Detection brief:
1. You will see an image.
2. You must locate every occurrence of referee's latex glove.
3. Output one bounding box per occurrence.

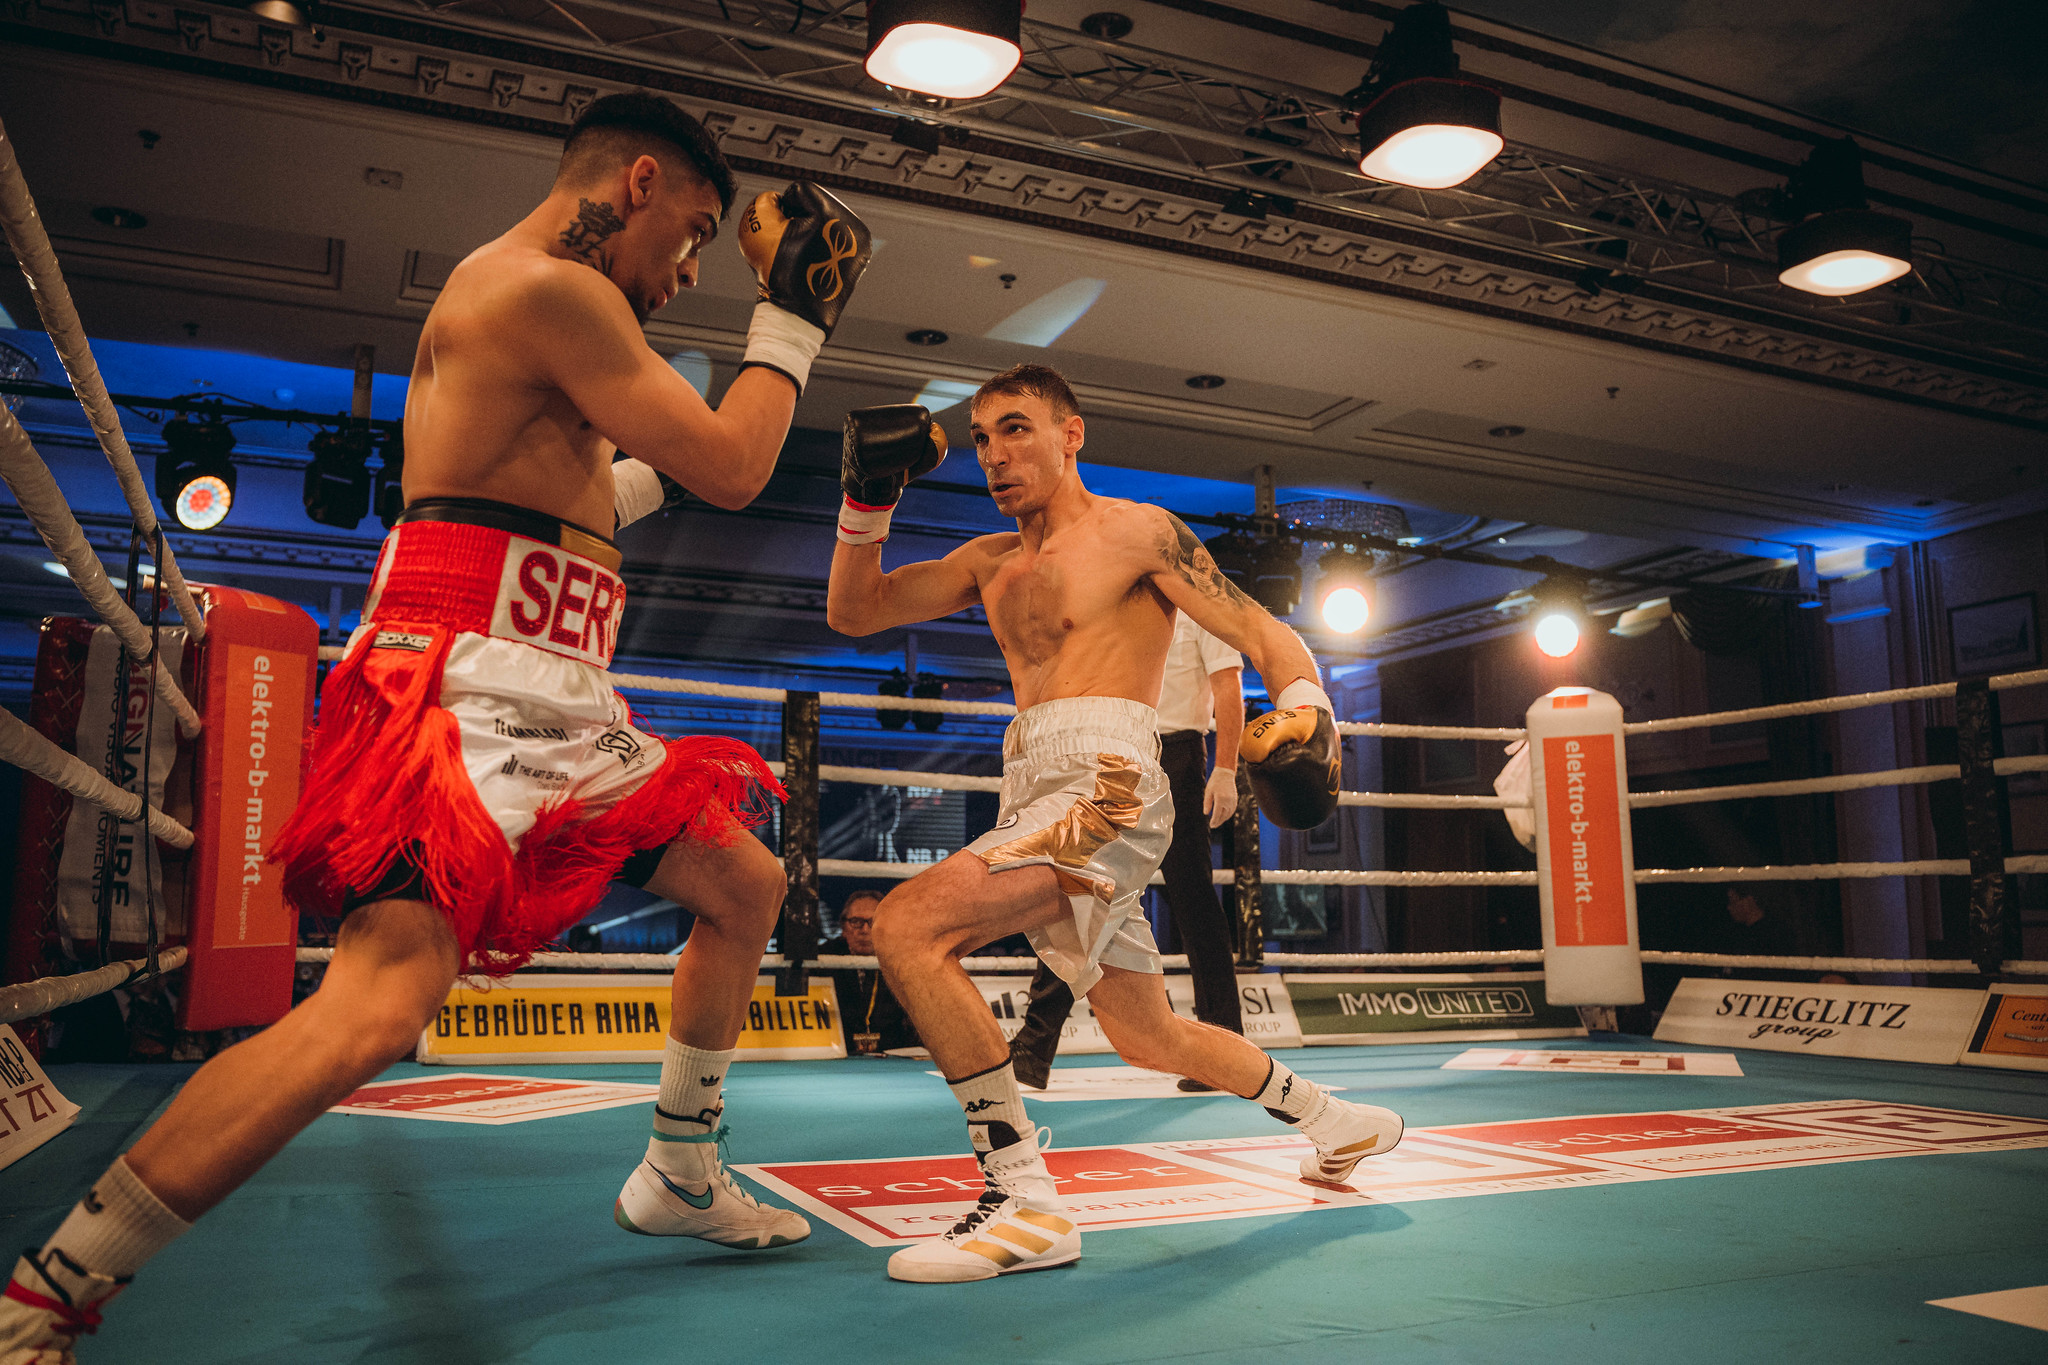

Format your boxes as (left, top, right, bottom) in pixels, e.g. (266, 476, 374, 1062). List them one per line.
(1203, 764, 1239, 829)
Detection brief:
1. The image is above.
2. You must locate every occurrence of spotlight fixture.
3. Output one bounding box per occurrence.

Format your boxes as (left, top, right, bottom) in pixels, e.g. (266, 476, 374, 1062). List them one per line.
(1529, 579, 1585, 659)
(246, 0, 314, 26)
(1347, 1, 1502, 189)
(906, 328, 949, 346)
(1609, 598, 1672, 639)
(1316, 547, 1375, 635)
(153, 406, 238, 531)
(1775, 138, 1912, 297)
(1185, 374, 1225, 390)
(304, 426, 374, 530)
(865, 0, 1022, 101)
(1250, 538, 1302, 618)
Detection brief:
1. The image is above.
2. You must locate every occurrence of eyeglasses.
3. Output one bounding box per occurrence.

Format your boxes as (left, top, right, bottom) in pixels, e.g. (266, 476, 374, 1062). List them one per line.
(842, 917, 876, 929)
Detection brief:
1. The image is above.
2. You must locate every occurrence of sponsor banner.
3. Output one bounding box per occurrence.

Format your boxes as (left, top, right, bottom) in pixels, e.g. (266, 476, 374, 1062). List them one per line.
(1443, 1048, 1743, 1076)
(1654, 978, 1983, 1064)
(0, 1025, 81, 1172)
(1540, 732, 1631, 947)
(56, 628, 187, 942)
(1960, 981, 2048, 1073)
(975, 972, 1304, 1056)
(417, 973, 844, 1064)
(937, 1063, 1345, 1103)
(977, 975, 1113, 1054)
(1285, 972, 1585, 1044)
(737, 1098, 2048, 1246)
(209, 644, 307, 950)
(330, 1073, 656, 1124)
(1178, 975, 1302, 1050)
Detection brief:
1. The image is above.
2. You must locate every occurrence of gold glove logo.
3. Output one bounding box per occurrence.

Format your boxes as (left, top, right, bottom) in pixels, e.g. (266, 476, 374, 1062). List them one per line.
(806, 218, 860, 302)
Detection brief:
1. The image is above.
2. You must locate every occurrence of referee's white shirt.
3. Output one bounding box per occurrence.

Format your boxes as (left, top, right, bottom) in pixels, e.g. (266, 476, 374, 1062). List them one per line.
(1156, 612, 1242, 735)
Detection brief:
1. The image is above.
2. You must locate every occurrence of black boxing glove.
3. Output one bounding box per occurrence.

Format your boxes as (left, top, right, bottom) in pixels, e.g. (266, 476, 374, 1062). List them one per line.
(1241, 678, 1340, 830)
(736, 182, 873, 394)
(839, 404, 946, 545)
(611, 456, 688, 532)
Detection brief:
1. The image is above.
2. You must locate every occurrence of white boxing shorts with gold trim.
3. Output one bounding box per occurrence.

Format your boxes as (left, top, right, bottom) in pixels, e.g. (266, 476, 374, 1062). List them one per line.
(964, 696, 1172, 996)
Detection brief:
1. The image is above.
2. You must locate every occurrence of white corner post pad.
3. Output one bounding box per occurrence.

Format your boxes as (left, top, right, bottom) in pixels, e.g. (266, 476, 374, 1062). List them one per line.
(1275, 678, 1334, 715)
(837, 497, 894, 545)
(611, 458, 665, 530)
(741, 302, 826, 395)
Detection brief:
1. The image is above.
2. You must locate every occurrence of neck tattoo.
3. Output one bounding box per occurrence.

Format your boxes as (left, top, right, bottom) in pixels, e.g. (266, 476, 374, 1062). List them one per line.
(561, 197, 625, 269)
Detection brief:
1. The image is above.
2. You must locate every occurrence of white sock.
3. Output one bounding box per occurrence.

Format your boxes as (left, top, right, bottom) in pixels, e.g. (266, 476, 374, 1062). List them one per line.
(647, 1039, 735, 1180)
(947, 1060, 1035, 1157)
(37, 1157, 190, 1279)
(1249, 1057, 1333, 1133)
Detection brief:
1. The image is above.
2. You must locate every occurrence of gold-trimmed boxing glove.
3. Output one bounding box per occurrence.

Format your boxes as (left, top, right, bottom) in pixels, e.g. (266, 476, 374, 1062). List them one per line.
(1242, 678, 1340, 830)
(736, 182, 873, 394)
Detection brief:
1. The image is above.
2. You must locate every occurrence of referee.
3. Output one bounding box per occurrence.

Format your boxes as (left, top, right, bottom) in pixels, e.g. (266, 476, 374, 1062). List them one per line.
(1007, 610, 1246, 1090)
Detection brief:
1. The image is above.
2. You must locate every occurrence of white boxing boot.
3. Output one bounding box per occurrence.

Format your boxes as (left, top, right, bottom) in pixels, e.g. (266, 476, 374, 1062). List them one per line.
(0, 1249, 126, 1365)
(1296, 1096, 1405, 1188)
(614, 1115, 810, 1250)
(887, 1132, 1080, 1283)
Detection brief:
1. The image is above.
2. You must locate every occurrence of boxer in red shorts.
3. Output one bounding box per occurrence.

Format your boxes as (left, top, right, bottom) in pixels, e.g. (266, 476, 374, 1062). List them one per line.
(2, 91, 870, 1362)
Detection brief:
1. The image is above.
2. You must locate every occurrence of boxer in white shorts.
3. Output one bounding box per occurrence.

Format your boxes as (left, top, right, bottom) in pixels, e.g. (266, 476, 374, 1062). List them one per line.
(826, 365, 1406, 1285)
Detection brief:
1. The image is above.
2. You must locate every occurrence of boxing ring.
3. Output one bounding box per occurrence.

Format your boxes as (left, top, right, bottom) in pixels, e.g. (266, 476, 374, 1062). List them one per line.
(2, 116, 2046, 1363)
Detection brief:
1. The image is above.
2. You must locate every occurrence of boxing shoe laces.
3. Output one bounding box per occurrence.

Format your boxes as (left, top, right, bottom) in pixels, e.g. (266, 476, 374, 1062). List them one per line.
(0, 1248, 127, 1365)
(614, 1115, 810, 1250)
(1294, 1094, 1405, 1189)
(887, 1130, 1079, 1284)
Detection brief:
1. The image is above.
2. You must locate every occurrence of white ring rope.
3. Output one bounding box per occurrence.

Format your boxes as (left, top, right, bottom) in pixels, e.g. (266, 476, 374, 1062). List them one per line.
(1622, 667, 2048, 735)
(291, 946, 2042, 976)
(0, 707, 195, 848)
(0, 114, 205, 638)
(0, 948, 188, 1026)
(1340, 790, 1513, 809)
(0, 407, 202, 736)
(1638, 951, 1977, 974)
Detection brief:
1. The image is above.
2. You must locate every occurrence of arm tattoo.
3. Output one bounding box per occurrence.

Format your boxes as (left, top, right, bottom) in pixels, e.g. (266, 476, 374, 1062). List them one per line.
(560, 198, 626, 269)
(1159, 514, 1255, 610)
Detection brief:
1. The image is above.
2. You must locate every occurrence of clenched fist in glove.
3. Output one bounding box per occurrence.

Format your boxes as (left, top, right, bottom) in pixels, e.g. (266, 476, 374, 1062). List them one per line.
(1241, 679, 1340, 830)
(838, 404, 947, 545)
(736, 182, 872, 394)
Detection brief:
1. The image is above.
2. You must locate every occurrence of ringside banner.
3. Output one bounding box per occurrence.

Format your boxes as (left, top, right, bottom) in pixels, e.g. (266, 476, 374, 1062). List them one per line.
(1960, 981, 2048, 1073)
(417, 973, 844, 1064)
(1285, 972, 1584, 1045)
(1654, 978, 1983, 1064)
(0, 1025, 80, 1172)
(977, 973, 1302, 1054)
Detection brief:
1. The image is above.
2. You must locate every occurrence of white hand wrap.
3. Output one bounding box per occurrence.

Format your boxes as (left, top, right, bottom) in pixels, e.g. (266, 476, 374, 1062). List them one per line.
(1276, 678, 1334, 715)
(837, 496, 895, 545)
(612, 458, 665, 530)
(741, 302, 826, 394)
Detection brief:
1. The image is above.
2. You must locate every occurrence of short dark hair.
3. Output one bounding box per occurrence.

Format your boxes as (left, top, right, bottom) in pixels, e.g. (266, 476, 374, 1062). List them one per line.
(973, 362, 1081, 422)
(558, 92, 737, 216)
(842, 890, 883, 915)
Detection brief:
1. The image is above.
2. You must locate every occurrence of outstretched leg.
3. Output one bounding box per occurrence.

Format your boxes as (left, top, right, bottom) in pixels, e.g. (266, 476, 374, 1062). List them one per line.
(872, 853, 1083, 1284)
(612, 829, 809, 1249)
(2, 898, 458, 1360)
(1086, 966, 1403, 1186)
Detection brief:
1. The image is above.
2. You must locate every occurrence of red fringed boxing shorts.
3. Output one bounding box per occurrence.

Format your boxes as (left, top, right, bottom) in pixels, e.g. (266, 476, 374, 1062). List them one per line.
(272, 498, 784, 970)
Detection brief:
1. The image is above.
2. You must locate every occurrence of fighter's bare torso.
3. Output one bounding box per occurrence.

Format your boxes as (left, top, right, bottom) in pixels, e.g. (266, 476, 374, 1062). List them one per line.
(402, 242, 618, 535)
(959, 495, 1180, 711)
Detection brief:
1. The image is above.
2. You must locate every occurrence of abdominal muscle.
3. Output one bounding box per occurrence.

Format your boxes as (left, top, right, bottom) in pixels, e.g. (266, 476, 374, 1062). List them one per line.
(990, 588, 1174, 714)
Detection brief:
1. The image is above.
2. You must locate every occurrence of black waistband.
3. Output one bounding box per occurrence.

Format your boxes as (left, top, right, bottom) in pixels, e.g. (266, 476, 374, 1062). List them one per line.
(396, 497, 614, 552)
(1160, 728, 1209, 744)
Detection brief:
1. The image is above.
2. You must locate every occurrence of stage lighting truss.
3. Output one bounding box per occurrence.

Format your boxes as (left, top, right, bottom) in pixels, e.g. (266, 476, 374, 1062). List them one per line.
(315, 0, 2045, 369)
(153, 405, 239, 532)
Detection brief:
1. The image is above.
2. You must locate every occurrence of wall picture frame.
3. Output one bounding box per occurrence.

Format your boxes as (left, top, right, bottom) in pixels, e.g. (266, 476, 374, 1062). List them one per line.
(1950, 593, 2038, 677)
